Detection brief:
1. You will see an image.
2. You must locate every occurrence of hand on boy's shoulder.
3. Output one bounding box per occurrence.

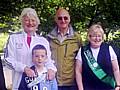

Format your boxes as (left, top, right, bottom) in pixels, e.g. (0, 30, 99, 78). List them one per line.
(46, 69, 56, 80)
(24, 66, 35, 77)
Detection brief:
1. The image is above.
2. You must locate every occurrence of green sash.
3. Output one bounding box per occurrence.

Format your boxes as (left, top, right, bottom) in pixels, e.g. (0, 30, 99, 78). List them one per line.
(84, 49, 116, 88)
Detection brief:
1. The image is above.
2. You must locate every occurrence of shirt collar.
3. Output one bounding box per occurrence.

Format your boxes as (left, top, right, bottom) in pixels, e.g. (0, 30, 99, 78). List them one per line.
(57, 28, 70, 36)
(23, 31, 36, 36)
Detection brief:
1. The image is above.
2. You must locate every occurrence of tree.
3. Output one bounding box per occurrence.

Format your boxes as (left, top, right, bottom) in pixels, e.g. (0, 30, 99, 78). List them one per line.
(0, 0, 120, 40)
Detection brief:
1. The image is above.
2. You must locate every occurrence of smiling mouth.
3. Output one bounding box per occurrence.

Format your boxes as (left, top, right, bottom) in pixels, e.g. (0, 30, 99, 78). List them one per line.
(38, 62, 42, 64)
(27, 26, 35, 28)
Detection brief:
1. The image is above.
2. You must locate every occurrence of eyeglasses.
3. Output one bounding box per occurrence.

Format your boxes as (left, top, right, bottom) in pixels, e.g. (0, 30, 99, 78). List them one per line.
(90, 35, 102, 38)
(58, 16, 68, 20)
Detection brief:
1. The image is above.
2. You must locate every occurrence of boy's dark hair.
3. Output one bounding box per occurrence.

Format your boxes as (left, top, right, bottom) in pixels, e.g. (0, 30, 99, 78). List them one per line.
(32, 44, 47, 55)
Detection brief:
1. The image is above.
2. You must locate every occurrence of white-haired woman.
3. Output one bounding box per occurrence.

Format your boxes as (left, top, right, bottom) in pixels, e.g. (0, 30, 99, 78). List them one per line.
(75, 23, 120, 90)
(4, 8, 57, 90)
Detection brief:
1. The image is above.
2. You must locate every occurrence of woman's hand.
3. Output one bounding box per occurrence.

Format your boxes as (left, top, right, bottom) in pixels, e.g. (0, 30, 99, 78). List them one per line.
(115, 86, 120, 90)
(46, 69, 56, 80)
(24, 66, 35, 77)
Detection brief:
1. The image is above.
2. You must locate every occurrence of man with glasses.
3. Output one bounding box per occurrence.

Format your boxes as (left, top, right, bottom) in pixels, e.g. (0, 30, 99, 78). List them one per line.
(47, 8, 82, 90)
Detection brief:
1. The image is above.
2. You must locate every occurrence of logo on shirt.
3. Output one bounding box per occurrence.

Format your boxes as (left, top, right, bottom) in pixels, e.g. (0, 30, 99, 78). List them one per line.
(16, 43, 23, 49)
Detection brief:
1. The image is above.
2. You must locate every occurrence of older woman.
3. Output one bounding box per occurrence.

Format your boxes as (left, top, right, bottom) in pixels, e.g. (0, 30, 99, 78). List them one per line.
(4, 8, 57, 90)
(75, 23, 120, 90)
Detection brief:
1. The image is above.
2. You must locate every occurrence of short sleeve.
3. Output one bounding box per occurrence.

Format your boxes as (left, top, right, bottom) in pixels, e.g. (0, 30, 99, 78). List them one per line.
(75, 47, 82, 63)
(109, 46, 117, 61)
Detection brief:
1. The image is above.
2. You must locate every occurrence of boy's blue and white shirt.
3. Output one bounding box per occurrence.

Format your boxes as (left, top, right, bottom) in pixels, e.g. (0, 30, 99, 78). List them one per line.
(18, 66, 58, 90)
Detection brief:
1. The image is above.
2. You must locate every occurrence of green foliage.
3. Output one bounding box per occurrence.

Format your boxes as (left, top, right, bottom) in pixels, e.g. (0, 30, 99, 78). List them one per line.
(1, 0, 120, 50)
(0, 33, 8, 53)
(108, 30, 120, 48)
(0, 0, 97, 34)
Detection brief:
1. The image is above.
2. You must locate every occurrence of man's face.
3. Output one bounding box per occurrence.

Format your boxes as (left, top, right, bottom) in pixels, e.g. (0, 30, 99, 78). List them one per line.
(55, 10, 70, 30)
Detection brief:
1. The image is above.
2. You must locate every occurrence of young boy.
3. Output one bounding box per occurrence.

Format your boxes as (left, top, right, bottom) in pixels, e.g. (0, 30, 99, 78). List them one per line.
(18, 44, 58, 90)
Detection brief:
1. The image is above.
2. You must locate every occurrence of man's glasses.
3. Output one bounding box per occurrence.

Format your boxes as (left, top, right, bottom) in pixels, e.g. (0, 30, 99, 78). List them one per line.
(58, 16, 68, 20)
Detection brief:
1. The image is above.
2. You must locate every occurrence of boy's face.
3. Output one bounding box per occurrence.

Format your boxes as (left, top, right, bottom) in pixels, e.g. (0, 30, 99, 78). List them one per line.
(32, 49, 47, 67)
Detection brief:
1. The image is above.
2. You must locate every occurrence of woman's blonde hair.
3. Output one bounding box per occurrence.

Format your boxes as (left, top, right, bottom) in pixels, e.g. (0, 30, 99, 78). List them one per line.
(87, 23, 104, 37)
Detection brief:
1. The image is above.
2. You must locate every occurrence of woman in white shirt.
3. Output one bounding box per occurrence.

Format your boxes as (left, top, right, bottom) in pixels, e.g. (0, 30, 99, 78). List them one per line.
(4, 8, 57, 90)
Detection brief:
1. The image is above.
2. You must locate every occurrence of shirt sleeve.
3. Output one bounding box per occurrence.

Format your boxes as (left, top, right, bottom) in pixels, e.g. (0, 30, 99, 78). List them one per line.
(109, 46, 117, 61)
(4, 35, 26, 72)
(75, 47, 82, 63)
(45, 59, 57, 72)
(41, 37, 57, 72)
